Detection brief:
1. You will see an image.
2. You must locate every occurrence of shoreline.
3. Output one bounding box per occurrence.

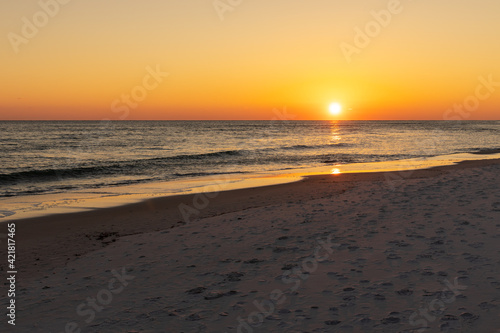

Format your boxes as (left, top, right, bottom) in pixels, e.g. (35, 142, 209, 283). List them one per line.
(6, 157, 500, 281)
(2, 151, 500, 222)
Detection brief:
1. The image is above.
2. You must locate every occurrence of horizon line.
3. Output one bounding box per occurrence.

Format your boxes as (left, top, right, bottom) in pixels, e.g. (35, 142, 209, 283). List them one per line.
(0, 119, 499, 122)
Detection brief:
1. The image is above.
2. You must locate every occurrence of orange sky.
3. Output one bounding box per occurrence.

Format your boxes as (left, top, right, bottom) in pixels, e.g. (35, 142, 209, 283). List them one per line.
(1, 0, 499, 120)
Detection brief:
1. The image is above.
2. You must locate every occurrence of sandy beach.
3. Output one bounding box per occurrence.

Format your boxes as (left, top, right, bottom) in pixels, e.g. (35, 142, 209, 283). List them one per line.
(2, 158, 500, 332)
(3, 0, 500, 331)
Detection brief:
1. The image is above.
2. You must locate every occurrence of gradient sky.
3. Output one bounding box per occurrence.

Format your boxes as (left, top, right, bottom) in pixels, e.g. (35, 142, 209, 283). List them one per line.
(1, 0, 499, 120)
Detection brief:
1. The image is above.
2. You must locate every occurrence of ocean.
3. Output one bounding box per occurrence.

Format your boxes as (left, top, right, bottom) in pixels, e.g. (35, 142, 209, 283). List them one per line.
(1, 120, 499, 200)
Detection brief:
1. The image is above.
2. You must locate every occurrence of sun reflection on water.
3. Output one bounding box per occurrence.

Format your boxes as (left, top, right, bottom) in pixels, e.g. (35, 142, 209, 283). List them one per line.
(329, 121, 341, 143)
(331, 168, 341, 175)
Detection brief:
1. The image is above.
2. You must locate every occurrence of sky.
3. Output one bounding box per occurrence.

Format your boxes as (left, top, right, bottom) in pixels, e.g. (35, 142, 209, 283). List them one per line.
(1, 0, 499, 120)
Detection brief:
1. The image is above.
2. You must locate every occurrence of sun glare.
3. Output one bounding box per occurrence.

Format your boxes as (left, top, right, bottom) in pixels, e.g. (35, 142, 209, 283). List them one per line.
(329, 103, 342, 116)
(331, 168, 341, 175)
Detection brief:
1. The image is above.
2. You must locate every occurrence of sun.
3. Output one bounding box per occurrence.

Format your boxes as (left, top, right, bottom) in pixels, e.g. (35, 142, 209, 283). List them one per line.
(329, 102, 342, 116)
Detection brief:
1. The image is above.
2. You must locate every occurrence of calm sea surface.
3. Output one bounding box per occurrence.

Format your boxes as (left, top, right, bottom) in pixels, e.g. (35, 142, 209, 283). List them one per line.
(1, 121, 499, 198)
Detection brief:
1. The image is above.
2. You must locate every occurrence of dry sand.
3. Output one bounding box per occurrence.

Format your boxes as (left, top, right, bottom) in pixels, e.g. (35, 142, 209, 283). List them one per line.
(2, 159, 500, 332)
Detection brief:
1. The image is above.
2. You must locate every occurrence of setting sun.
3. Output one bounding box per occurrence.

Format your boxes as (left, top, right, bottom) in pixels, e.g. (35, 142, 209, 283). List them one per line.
(329, 103, 342, 116)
